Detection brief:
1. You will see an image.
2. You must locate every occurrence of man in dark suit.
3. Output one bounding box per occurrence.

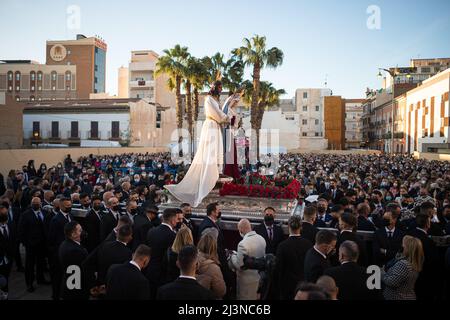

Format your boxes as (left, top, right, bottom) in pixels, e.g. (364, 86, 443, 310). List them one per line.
(97, 224, 133, 286)
(324, 240, 379, 300)
(274, 215, 313, 300)
(106, 244, 151, 300)
(146, 208, 177, 299)
(0, 205, 15, 293)
(325, 179, 344, 205)
(83, 196, 103, 253)
(304, 230, 336, 283)
(408, 213, 440, 300)
(254, 207, 284, 254)
(314, 198, 332, 228)
(48, 197, 73, 300)
(59, 221, 89, 300)
(180, 203, 197, 242)
(301, 205, 319, 244)
(104, 215, 133, 244)
(335, 212, 368, 267)
(373, 209, 405, 266)
(157, 245, 215, 300)
(133, 205, 159, 249)
(0, 197, 23, 272)
(357, 203, 376, 232)
(18, 197, 49, 292)
(100, 197, 123, 241)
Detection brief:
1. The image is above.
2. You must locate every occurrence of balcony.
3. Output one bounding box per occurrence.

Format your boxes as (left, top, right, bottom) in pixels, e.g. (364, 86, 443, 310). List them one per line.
(87, 130, 101, 140)
(47, 130, 62, 141)
(129, 62, 156, 72)
(107, 131, 121, 141)
(67, 130, 81, 140)
(129, 80, 155, 89)
(30, 130, 43, 143)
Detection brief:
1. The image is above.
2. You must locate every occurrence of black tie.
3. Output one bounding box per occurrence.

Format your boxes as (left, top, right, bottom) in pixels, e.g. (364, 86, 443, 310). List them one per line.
(0, 225, 8, 239)
(268, 227, 273, 241)
(387, 231, 393, 238)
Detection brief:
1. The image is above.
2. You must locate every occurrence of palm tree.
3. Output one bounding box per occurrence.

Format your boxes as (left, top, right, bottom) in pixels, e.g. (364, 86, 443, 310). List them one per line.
(155, 45, 189, 151)
(182, 56, 200, 153)
(222, 56, 244, 95)
(233, 35, 284, 157)
(242, 81, 286, 156)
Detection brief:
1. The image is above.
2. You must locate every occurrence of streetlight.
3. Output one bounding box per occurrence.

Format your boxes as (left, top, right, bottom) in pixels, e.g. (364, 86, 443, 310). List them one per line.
(378, 68, 398, 155)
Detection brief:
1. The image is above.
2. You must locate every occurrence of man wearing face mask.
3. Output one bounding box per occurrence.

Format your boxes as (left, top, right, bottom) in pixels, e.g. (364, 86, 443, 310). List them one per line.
(180, 203, 197, 239)
(255, 207, 284, 254)
(48, 197, 74, 300)
(372, 208, 405, 267)
(100, 197, 123, 241)
(304, 230, 337, 283)
(84, 196, 103, 253)
(0, 204, 16, 294)
(229, 219, 266, 300)
(314, 199, 331, 228)
(18, 197, 49, 292)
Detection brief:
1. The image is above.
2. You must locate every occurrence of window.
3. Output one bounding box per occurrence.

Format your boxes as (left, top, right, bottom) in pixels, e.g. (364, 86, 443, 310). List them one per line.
(16, 86, 20, 91)
(315, 132, 320, 137)
(315, 119, 319, 125)
(302, 106, 307, 112)
(31, 86, 35, 91)
(302, 132, 307, 137)
(37, 72, 42, 81)
(303, 92, 308, 99)
(67, 62, 71, 65)
(302, 119, 307, 125)
(8, 86, 12, 92)
(95, 47, 98, 53)
(66, 73, 71, 81)
(7, 72, 12, 81)
(95, 65, 98, 72)
(51, 121, 59, 138)
(94, 77, 98, 84)
(111, 121, 120, 139)
(90, 121, 99, 139)
(15, 73, 20, 81)
(315, 105, 319, 111)
(38, 86, 42, 91)
(30, 73, 35, 81)
(52, 86, 56, 91)
(15, 96, 20, 102)
(32, 122, 40, 137)
(71, 121, 79, 138)
(30, 96, 35, 101)
(52, 72, 57, 81)
(67, 50, 71, 55)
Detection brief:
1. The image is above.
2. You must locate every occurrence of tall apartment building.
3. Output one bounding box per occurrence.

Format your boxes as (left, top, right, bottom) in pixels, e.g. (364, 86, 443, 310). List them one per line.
(344, 99, 364, 149)
(46, 34, 107, 98)
(128, 50, 158, 101)
(0, 60, 77, 101)
(295, 88, 332, 149)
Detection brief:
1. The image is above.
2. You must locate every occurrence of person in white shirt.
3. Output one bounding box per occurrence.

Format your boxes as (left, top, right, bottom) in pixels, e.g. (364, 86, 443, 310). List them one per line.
(229, 219, 266, 300)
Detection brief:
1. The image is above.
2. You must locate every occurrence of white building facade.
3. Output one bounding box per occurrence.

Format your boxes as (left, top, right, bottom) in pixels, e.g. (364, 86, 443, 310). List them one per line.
(128, 51, 157, 101)
(344, 99, 364, 149)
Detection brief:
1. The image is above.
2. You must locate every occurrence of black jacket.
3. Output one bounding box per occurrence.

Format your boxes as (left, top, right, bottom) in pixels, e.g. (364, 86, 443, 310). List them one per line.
(373, 227, 405, 266)
(100, 210, 121, 241)
(82, 210, 102, 252)
(324, 261, 379, 300)
(106, 262, 150, 300)
(336, 231, 368, 267)
(48, 211, 74, 254)
(301, 222, 318, 244)
(408, 228, 440, 300)
(18, 209, 46, 247)
(198, 217, 227, 267)
(97, 240, 132, 285)
(254, 222, 284, 254)
(275, 236, 313, 300)
(357, 216, 376, 232)
(146, 224, 176, 286)
(156, 277, 215, 300)
(58, 239, 89, 300)
(304, 247, 331, 283)
(0, 220, 16, 264)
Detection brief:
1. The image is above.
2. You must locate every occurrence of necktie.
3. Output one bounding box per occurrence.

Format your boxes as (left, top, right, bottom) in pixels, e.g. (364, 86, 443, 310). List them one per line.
(268, 227, 273, 241)
(1, 225, 8, 239)
(36, 212, 44, 222)
(387, 231, 393, 238)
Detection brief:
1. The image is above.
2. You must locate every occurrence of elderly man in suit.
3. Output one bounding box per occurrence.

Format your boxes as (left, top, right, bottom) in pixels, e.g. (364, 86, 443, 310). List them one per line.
(229, 219, 266, 300)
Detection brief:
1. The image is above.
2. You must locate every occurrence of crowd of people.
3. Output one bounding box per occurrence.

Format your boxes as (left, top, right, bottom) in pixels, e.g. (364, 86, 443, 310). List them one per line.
(0, 152, 450, 300)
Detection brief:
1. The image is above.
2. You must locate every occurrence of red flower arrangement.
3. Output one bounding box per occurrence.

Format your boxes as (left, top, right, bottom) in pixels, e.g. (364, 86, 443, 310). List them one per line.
(220, 175, 301, 200)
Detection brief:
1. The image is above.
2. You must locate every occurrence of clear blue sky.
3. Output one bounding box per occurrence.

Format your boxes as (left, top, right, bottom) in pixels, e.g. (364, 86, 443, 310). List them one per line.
(1, 0, 449, 99)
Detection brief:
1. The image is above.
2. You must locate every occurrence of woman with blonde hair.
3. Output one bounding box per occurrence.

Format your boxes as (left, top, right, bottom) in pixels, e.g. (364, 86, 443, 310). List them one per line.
(196, 233, 226, 299)
(166, 226, 194, 282)
(382, 235, 424, 300)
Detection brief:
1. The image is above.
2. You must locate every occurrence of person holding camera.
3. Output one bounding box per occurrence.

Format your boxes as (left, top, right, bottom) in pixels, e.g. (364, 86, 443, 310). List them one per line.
(229, 219, 266, 300)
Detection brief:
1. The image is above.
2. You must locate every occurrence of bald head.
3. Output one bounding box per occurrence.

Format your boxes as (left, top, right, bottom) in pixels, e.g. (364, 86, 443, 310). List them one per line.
(103, 191, 114, 204)
(238, 219, 252, 236)
(31, 197, 41, 206)
(316, 275, 338, 300)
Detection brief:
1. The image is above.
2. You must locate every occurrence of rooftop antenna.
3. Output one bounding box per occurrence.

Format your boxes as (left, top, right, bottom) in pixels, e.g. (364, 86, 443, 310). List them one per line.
(324, 74, 328, 88)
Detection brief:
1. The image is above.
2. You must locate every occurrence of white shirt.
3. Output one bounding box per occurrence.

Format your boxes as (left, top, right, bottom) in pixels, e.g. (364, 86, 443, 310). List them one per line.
(179, 275, 196, 281)
(61, 211, 71, 221)
(385, 227, 395, 235)
(313, 245, 327, 259)
(117, 240, 127, 246)
(162, 222, 174, 232)
(130, 260, 141, 271)
(416, 227, 428, 235)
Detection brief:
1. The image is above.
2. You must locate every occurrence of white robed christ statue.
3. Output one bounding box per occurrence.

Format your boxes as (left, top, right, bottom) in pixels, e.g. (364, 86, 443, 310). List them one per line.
(164, 81, 241, 207)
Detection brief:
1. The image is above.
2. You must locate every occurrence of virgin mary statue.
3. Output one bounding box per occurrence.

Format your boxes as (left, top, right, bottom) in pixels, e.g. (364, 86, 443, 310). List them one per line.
(164, 80, 238, 207)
